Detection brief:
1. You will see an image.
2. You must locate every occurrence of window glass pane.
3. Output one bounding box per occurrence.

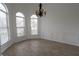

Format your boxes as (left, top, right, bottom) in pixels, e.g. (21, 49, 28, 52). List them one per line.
(16, 17, 25, 27)
(31, 19, 37, 30)
(0, 28, 8, 45)
(0, 11, 7, 28)
(16, 12, 25, 37)
(31, 15, 38, 18)
(17, 28, 24, 36)
(31, 17, 38, 35)
(16, 12, 24, 17)
(0, 4, 9, 45)
(0, 3, 6, 12)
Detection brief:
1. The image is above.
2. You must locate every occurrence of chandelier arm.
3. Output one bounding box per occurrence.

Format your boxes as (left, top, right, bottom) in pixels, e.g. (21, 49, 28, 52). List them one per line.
(35, 3, 46, 17)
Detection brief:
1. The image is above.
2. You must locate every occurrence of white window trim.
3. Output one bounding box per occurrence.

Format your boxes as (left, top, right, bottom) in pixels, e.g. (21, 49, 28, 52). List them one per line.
(0, 3, 10, 45)
(30, 15, 38, 35)
(16, 12, 25, 37)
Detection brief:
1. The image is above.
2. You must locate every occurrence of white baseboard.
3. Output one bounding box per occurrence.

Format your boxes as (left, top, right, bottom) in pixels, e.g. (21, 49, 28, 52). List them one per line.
(1, 40, 14, 53)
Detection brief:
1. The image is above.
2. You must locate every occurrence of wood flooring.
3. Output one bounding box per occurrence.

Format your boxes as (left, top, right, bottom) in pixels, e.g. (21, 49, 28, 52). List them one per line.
(3, 39, 79, 56)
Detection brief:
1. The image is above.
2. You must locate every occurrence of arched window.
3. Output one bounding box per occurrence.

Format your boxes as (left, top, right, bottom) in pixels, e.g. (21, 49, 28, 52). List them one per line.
(16, 12, 25, 36)
(30, 14, 38, 35)
(0, 3, 10, 45)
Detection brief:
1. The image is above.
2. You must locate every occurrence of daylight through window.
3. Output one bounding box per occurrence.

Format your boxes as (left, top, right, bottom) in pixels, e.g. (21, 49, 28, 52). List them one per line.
(16, 12, 25, 37)
(0, 3, 10, 45)
(31, 15, 38, 35)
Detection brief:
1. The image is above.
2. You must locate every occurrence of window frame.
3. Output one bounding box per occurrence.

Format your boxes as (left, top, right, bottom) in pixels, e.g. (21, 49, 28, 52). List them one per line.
(30, 15, 38, 35)
(16, 12, 25, 37)
(0, 3, 10, 45)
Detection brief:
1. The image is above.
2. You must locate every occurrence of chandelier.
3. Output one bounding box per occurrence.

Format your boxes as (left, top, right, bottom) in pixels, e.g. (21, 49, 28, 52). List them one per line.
(35, 3, 46, 17)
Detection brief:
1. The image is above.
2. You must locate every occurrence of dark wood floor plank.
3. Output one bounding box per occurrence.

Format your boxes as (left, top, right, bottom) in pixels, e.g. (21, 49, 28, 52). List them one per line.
(3, 39, 79, 56)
